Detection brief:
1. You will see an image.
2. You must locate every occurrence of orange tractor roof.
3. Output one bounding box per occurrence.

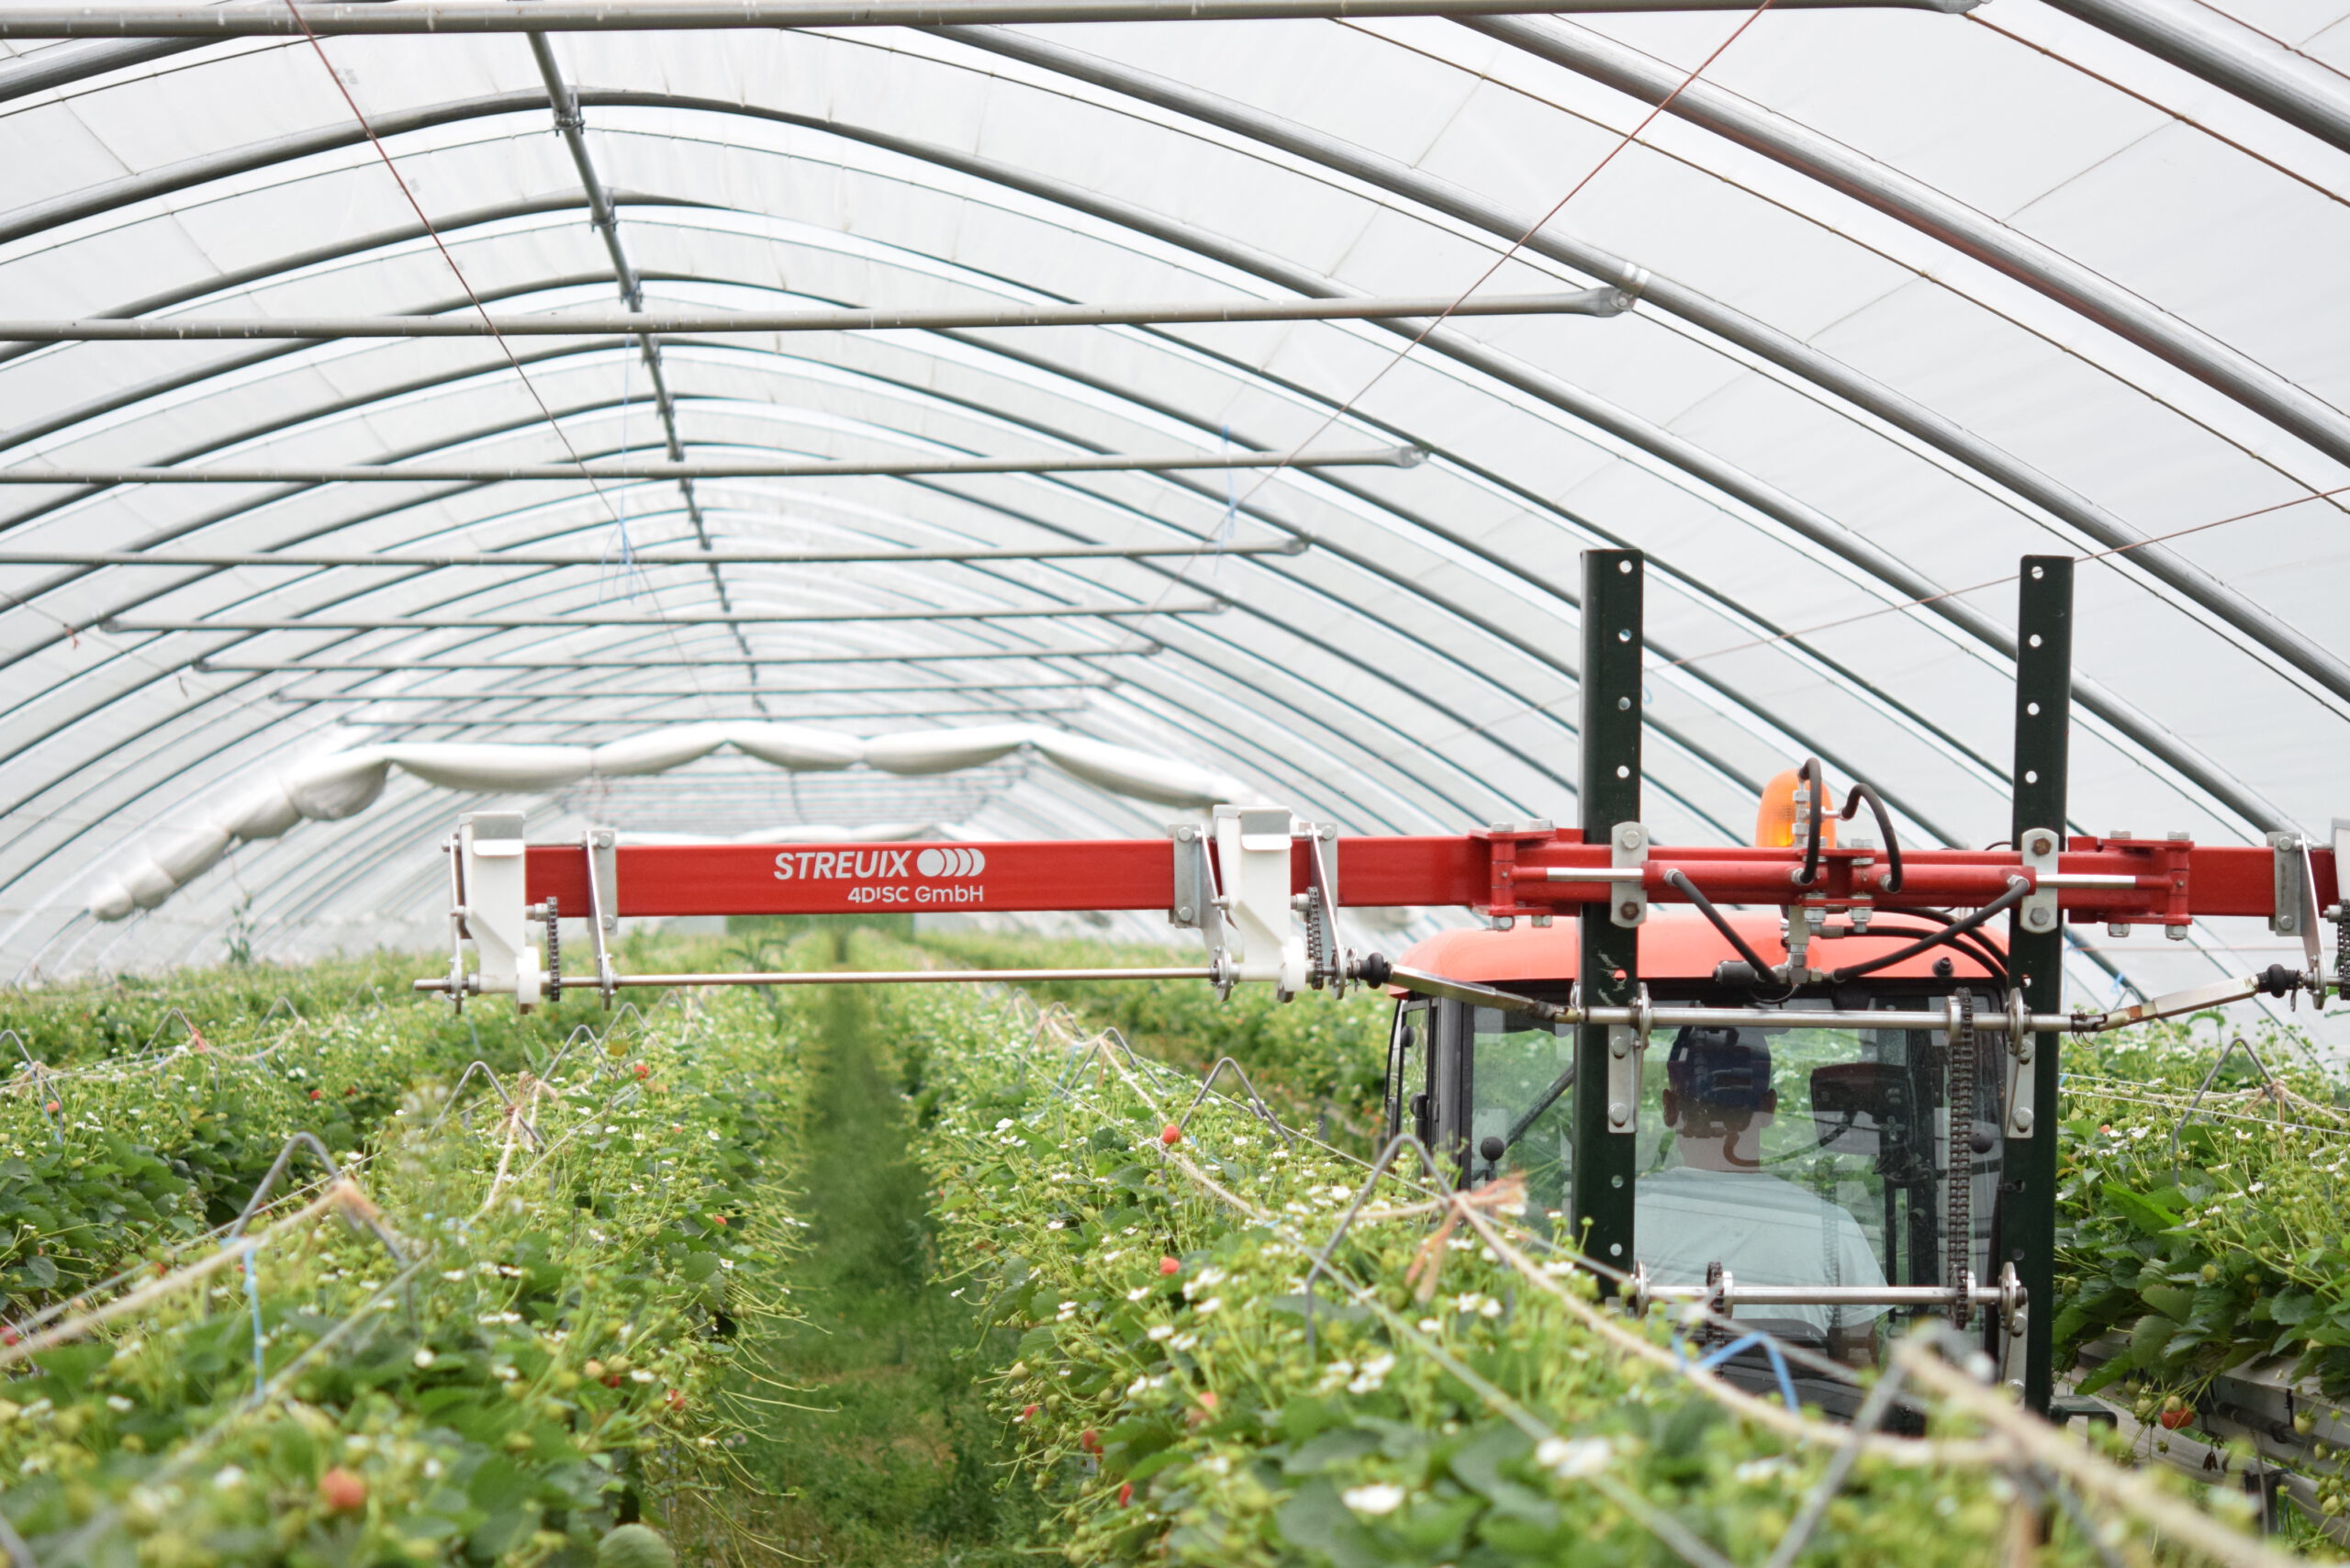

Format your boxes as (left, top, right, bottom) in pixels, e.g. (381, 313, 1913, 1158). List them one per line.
(1394, 909, 2003, 989)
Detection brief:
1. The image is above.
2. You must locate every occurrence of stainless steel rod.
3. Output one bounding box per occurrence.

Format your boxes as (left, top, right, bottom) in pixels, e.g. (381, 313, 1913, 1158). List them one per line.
(1645, 1286, 2001, 1307)
(0, 448, 1409, 485)
(195, 644, 1159, 670)
(336, 703, 1090, 724)
(0, 0, 1970, 39)
(415, 964, 1215, 992)
(1, 541, 1302, 567)
(270, 678, 1109, 700)
(106, 601, 1221, 632)
(0, 291, 1624, 341)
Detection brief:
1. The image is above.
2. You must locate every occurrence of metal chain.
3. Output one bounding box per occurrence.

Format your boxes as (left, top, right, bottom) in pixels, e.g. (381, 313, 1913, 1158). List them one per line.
(545, 896, 562, 1002)
(1948, 989, 1975, 1329)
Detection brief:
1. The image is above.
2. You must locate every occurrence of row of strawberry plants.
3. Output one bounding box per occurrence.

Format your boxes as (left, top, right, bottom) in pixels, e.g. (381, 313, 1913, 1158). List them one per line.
(893, 977, 2287, 1567)
(2054, 1023, 2350, 1478)
(912, 933, 1390, 1136)
(1, 964, 814, 1567)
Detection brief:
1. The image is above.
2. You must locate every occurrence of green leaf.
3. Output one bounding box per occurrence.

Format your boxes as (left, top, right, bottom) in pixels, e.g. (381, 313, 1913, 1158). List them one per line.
(1273, 1477, 1382, 1568)
(2100, 1182, 2179, 1238)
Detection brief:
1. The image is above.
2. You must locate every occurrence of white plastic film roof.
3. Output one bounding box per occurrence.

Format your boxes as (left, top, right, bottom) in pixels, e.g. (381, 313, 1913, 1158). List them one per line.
(0, 1, 2344, 1017)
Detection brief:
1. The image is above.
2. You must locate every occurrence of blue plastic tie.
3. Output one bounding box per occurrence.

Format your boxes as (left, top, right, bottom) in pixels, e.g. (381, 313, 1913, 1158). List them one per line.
(239, 1242, 265, 1399)
(1692, 1330, 1803, 1414)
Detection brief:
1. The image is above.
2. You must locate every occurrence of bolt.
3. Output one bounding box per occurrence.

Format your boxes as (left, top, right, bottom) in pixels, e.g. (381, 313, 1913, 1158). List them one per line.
(1618, 902, 1640, 921)
(1608, 1102, 1629, 1126)
(2029, 907, 2053, 929)
(2167, 830, 2191, 842)
(2109, 829, 2132, 842)
(2166, 924, 2188, 941)
(1531, 914, 1552, 928)
(1617, 824, 1641, 848)
(2107, 922, 2129, 938)
(2012, 1108, 2033, 1135)
(1176, 904, 1193, 922)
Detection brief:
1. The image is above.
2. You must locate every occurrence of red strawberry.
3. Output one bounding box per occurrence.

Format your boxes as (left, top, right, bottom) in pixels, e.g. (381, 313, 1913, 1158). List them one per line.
(317, 1467, 367, 1512)
(1118, 1483, 1134, 1507)
(309, 1089, 322, 1101)
(2160, 1408, 2193, 1430)
(633, 1063, 650, 1080)
(1080, 1428, 1102, 1454)
(1017, 1404, 1039, 1423)
(603, 1373, 623, 1389)
(666, 1388, 687, 1413)
(1159, 1125, 1182, 1148)
(1158, 1257, 1180, 1276)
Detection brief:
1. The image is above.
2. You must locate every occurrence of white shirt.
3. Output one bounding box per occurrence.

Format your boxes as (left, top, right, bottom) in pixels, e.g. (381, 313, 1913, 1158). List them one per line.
(1633, 1166, 1888, 1336)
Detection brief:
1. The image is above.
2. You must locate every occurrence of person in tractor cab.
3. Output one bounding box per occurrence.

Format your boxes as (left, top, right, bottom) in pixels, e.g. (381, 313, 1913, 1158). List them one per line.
(1635, 1026, 1886, 1366)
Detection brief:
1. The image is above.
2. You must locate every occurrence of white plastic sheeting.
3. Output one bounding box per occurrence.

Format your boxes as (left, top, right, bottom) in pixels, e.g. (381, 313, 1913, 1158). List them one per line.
(0, 4, 2339, 1032)
(84, 723, 1248, 920)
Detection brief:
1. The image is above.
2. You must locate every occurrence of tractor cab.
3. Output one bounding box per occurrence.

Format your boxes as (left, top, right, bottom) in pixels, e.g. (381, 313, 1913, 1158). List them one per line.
(1383, 907, 2007, 1400)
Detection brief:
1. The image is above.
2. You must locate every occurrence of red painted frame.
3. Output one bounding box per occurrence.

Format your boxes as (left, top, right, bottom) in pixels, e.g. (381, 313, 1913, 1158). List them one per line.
(522, 831, 2337, 929)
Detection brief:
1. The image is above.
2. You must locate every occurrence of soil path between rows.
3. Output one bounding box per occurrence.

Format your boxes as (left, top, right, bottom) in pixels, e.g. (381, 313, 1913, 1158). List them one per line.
(730, 976, 1042, 1566)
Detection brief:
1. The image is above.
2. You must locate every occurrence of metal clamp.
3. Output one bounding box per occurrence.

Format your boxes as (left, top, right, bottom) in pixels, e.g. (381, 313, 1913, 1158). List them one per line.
(1611, 821, 1650, 929)
(1170, 820, 1231, 996)
(2019, 825, 2061, 935)
(2004, 986, 2035, 1139)
(581, 826, 619, 1009)
(1298, 823, 1346, 995)
(1606, 993, 1647, 1136)
(1998, 1261, 2027, 1339)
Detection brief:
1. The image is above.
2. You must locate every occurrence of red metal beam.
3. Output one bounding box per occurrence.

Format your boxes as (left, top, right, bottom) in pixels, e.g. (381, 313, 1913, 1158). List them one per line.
(522, 832, 2336, 925)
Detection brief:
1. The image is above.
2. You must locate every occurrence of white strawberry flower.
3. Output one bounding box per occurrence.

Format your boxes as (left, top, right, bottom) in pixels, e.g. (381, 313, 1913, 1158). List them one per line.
(1342, 1483, 1405, 1516)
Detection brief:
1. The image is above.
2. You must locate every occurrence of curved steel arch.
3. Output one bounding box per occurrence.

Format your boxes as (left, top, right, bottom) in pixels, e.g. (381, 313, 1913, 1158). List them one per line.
(9, 61, 2343, 733)
(934, 26, 2350, 711)
(0, 108, 2285, 841)
(0, 67, 2312, 850)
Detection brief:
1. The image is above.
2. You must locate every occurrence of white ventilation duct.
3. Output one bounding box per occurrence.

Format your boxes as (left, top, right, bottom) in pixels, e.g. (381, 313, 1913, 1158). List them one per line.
(85, 723, 1249, 923)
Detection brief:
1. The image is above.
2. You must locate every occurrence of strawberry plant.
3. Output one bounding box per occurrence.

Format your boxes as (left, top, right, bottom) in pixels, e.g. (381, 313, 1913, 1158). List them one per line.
(0, 951, 817, 1568)
(890, 975, 2295, 1566)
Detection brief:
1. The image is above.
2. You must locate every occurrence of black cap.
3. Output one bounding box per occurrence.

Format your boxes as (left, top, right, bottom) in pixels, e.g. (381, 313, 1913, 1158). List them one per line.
(1665, 1026, 1773, 1110)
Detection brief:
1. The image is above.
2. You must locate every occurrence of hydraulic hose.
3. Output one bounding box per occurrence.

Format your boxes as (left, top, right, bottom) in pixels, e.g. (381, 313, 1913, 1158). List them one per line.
(1795, 756, 1828, 889)
(1859, 922, 2009, 988)
(1662, 868, 1786, 991)
(1839, 781, 1904, 893)
(1827, 878, 2031, 986)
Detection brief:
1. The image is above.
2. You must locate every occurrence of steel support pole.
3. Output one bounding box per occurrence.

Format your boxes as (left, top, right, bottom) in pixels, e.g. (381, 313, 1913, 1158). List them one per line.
(1572, 548, 1643, 1278)
(2007, 554, 2072, 1418)
(0, 0, 1976, 38)
(0, 290, 1626, 339)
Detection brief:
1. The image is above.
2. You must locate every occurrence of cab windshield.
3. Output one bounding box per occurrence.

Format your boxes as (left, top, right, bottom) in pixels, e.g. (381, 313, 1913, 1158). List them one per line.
(1463, 995, 2001, 1347)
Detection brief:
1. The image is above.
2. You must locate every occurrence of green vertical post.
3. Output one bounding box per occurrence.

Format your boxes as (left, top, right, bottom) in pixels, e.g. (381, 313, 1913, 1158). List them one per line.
(2009, 554, 2072, 1417)
(1573, 549, 1644, 1278)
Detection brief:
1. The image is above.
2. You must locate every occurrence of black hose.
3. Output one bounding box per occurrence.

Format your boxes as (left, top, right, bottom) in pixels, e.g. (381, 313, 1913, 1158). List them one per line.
(1795, 756, 1828, 888)
(1827, 878, 2031, 985)
(1663, 868, 1781, 984)
(1839, 781, 1903, 893)
(1899, 907, 2016, 985)
(1855, 922, 2009, 987)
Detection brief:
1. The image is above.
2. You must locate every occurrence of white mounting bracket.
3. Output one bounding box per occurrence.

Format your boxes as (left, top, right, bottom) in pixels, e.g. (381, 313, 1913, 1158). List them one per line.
(1169, 822, 1232, 998)
(1610, 821, 1650, 929)
(1213, 805, 1309, 1002)
(458, 812, 543, 1011)
(2019, 826, 2061, 936)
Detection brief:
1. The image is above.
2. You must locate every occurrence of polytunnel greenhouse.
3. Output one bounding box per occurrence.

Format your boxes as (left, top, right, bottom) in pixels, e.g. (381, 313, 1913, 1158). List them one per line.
(0, 0, 2345, 1563)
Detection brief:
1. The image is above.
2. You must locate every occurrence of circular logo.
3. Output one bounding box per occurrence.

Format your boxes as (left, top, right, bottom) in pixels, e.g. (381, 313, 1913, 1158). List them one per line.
(915, 847, 947, 878)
